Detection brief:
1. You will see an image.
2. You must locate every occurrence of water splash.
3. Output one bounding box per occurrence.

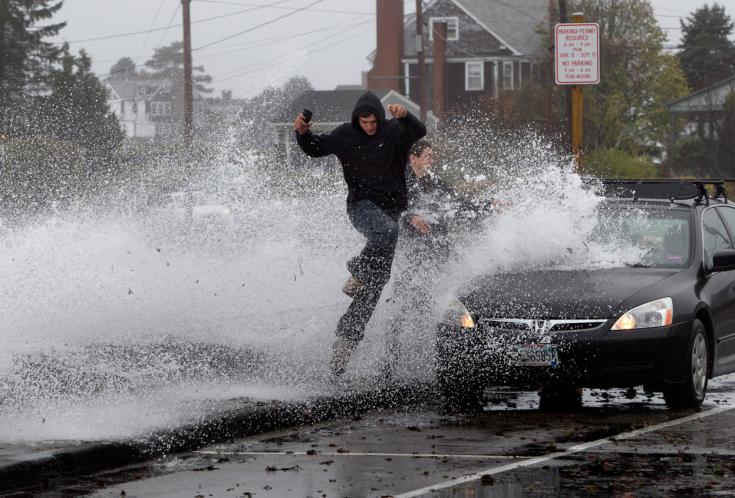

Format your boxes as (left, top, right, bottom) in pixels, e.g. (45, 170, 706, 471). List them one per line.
(0, 122, 641, 441)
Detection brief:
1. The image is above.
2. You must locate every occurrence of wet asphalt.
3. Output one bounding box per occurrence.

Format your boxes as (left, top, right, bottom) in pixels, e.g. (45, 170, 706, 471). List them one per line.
(27, 374, 735, 498)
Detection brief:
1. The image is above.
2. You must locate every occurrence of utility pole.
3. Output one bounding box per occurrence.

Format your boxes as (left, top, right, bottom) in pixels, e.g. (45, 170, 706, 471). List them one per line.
(182, 0, 194, 224)
(415, 0, 427, 122)
(182, 0, 194, 145)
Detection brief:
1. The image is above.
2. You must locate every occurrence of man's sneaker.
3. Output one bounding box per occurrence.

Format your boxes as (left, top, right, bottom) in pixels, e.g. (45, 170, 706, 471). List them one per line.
(330, 337, 357, 377)
(342, 276, 364, 298)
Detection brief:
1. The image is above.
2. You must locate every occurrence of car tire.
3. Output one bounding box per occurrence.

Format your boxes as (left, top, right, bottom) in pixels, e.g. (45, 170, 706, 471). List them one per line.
(538, 384, 583, 411)
(436, 367, 483, 413)
(663, 319, 709, 409)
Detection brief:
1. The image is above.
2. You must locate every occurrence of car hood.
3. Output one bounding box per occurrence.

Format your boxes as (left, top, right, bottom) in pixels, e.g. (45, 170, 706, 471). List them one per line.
(461, 268, 679, 320)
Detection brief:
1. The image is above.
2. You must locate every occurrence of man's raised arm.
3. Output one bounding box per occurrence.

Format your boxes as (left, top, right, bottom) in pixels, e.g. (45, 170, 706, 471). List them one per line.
(294, 112, 335, 158)
(388, 104, 427, 144)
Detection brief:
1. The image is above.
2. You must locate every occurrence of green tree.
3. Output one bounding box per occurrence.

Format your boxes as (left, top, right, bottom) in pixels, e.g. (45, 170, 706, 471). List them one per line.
(667, 136, 719, 176)
(581, 147, 661, 178)
(39, 46, 124, 155)
(571, 0, 690, 155)
(109, 56, 138, 80)
(0, 0, 65, 125)
(241, 76, 313, 150)
(679, 3, 735, 91)
(719, 92, 735, 175)
(0, 136, 86, 220)
(144, 41, 213, 94)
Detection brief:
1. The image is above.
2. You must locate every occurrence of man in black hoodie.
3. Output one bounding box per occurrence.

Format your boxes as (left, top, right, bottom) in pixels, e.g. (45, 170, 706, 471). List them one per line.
(293, 91, 426, 376)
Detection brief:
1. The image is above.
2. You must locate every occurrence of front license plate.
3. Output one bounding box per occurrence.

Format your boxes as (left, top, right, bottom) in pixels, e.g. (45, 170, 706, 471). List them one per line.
(513, 345, 559, 368)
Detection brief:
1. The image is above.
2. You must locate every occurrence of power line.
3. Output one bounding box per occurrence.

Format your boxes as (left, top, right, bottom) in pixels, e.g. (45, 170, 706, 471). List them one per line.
(194, 0, 327, 51)
(212, 18, 370, 81)
(212, 21, 372, 83)
(195, 18, 368, 64)
(102, 13, 366, 80)
(64, 0, 298, 44)
(106, 3, 179, 77)
(197, 0, 373, 16)
(134, 0, 167, 66)
(651, 4, 691, 16)
(154, 3, 182, 51)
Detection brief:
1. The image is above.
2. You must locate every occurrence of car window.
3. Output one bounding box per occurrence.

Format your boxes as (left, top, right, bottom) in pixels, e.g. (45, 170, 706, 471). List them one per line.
(715, 206, 735, 243)
(702, 208, 733, 267)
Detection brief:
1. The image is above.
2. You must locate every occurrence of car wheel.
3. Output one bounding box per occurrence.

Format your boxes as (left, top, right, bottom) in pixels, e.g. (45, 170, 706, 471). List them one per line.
(538, 384, 583, 411)
(663, 319, 708, 409)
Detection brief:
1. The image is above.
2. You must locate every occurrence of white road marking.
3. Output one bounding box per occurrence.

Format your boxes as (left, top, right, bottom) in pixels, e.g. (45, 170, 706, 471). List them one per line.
(193, 450, 528, 460)
(394, 404, 735, 498)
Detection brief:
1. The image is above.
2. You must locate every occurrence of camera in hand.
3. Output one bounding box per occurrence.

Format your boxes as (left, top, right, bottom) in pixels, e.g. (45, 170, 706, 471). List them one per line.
(302, 109, 313, 124)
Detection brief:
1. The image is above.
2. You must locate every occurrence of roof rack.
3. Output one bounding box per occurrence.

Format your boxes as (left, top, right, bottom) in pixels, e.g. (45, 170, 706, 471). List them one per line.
(601, 179, 735, 205)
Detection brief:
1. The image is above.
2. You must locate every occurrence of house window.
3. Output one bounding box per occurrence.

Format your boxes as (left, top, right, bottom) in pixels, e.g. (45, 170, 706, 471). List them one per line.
(465, 61, 484, 91)
(150, 101, 172, 116)
(429, 17, 459, 41)
(503, 61, 514, 90)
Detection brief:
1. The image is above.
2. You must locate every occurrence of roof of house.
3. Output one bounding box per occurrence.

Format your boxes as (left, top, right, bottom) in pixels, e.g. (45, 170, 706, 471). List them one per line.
(106, 78, 207, 101)
(401, 0, 548, 59)
(458, 0, 547, 56)
(273, 89, 439, 128)
(667, 74, 735, 113)
(106, 79, 169, 100)
(274, 89, 388, 123)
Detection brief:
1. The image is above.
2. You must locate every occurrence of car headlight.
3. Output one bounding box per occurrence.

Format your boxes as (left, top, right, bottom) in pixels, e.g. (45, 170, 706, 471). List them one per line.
(611, 297, 673, 330)
(442, 297, 476, 329)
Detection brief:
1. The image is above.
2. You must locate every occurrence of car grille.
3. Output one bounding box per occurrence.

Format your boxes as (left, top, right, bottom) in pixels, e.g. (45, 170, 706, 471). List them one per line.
(480, 318, 607, 336)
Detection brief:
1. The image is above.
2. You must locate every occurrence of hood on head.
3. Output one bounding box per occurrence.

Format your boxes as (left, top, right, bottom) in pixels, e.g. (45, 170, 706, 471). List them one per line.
(351, 91, 386, 133)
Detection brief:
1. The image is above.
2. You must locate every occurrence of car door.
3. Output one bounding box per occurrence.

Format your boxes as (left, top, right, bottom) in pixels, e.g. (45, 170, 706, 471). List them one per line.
(702, 207, 735, 372)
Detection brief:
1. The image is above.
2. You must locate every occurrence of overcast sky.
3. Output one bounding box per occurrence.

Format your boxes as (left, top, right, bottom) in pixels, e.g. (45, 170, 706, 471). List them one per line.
(53, 0, 735, 99)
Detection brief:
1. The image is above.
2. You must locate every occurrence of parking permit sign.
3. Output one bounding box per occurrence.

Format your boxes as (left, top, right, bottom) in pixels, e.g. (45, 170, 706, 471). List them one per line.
(555, 23, 600, 85)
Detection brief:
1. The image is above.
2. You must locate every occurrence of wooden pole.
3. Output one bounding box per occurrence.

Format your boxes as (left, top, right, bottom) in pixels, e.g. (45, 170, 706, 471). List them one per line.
(546, 0, 556, 137)
(571, 12, 584, 163)
(182, 0, 193, 145)
(415, 0, 427, 122)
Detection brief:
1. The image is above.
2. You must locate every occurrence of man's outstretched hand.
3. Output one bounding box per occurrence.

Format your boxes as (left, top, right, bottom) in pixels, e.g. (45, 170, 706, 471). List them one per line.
(388, 104, 407, 119)
(293, 112, 310, 135)
(410, 215, 431, 235)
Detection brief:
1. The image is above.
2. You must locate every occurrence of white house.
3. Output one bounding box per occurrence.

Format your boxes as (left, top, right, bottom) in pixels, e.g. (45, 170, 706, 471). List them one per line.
(105, 79, 169, 139)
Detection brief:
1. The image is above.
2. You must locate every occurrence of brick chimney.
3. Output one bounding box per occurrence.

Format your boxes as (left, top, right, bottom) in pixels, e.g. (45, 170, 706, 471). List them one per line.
(367, 0, 404, 92)
(432, 20, 447, 120)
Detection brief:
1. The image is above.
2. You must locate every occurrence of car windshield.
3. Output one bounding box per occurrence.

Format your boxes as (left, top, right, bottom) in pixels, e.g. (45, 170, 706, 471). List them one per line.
(590, 205, 691, 269)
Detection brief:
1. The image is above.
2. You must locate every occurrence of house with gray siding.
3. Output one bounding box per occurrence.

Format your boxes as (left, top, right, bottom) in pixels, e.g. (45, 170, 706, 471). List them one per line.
(366, 0, 548, 118)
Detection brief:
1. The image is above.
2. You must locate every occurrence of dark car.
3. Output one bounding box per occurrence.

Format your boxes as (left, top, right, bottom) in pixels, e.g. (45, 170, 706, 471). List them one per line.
(436, 180, 735, 411)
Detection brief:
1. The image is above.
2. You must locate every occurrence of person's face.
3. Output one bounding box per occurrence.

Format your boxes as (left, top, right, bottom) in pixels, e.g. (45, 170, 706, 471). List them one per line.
(359, 114, 378, 136)
(410, 147, 434, 177)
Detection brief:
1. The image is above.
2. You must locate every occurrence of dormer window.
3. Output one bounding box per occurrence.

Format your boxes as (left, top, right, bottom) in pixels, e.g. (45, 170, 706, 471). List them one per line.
(429, 17, 459, 41)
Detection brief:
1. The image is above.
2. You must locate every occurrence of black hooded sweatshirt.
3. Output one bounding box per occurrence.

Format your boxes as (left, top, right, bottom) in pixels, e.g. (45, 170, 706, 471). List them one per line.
(296, 91, 426, 219)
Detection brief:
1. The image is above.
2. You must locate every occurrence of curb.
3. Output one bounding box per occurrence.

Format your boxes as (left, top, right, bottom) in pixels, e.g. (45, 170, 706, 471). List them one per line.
(0, 381, 433, 494)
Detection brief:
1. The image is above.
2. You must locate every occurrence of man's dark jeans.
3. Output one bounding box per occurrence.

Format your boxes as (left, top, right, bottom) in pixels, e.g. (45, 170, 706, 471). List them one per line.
(336, 200, 399, 343)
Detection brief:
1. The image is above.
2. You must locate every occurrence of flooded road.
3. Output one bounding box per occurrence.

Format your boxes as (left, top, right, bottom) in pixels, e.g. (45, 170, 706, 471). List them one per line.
(35, 374, 735, 497)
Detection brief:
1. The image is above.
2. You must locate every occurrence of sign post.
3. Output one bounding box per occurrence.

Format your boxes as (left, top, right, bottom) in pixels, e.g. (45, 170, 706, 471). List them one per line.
(555, 14, 599, 166)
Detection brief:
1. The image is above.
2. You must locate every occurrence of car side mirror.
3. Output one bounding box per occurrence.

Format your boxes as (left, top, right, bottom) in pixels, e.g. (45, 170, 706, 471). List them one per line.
(711, 250, 735, 272)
